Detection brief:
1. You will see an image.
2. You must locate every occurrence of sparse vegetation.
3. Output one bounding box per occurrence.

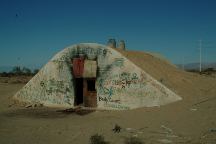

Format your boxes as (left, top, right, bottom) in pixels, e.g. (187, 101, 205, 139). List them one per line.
(187, 67, 216, 75)
(12, 66, 23, 75)
(0, 66, 39, 77)
(112, 124, 121, 133)
(124, 137, 144, 144)
(90, 134, 110, 144)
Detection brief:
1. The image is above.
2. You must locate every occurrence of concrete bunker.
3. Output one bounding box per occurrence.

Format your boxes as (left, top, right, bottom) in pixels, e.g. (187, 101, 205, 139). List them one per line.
(13, 43, 182, 110)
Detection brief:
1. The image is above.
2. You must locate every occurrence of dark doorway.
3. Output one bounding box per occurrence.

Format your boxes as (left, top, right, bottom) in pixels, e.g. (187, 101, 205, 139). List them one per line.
(87, 79, 96, 91)
(74, 78, 83, 106)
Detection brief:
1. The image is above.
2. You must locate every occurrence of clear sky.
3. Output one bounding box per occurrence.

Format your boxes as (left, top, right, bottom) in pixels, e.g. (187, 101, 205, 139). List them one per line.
(0, 0, 216, 68)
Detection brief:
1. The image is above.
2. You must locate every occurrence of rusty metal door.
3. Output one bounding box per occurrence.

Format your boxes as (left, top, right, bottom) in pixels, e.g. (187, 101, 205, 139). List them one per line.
(72, 58, 84, 78)
(83, 78, 97, 107)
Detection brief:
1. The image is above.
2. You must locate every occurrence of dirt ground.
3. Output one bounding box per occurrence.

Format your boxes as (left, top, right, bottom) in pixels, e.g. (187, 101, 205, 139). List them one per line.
(0, 51, 216, 144)
(0, 75, 216, 144)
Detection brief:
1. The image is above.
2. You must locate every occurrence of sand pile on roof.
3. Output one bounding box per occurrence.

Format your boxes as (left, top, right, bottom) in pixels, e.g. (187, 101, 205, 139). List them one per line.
(117, 49, 216, 103)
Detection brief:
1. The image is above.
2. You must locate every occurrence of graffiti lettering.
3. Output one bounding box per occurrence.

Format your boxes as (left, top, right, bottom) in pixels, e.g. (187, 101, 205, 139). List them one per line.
(99, 96, 109, 102)
(113, 58, 124, 68)
(105, 103, 129, 110)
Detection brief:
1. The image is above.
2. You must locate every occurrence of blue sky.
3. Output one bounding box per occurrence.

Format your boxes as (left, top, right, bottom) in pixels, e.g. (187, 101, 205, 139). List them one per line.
(0, 0, 216, 68)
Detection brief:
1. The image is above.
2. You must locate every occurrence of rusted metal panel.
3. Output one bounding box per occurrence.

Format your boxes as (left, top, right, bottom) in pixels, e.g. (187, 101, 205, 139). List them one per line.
(83, 60, 97, 78)
(72, 58, 84, 78)
(83, 79, 97, 107)
(84, 92, 97, 107)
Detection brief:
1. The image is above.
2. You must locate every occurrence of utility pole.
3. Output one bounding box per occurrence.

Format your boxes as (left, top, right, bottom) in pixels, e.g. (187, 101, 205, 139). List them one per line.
(199, 40, 202, 73)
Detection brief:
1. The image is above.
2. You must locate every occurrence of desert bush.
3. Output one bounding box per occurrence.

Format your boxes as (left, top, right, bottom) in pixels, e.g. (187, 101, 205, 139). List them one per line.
(0, 72, 10, 77)
(124, 137, 144, 144)
(12, 66, 23, 75)
(112, 124, 121, 133)
(90, 134, 109, 144)
(22, 67, 32, 76)
(203, 68, 215, 72)
(0, 66, 39, 77)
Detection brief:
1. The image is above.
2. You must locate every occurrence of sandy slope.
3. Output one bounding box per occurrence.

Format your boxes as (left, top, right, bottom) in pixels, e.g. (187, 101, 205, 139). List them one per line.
(117, 49, 216, 103)
(0, 50, 216, 144)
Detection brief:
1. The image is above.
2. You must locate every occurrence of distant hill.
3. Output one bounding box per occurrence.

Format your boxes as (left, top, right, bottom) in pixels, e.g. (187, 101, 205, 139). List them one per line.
(176, 62, 216, 70)
(0, 66, 13, 72)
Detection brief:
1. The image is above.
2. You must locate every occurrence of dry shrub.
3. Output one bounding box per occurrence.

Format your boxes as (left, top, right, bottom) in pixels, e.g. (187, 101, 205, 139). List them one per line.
(90, 134, 109, 144)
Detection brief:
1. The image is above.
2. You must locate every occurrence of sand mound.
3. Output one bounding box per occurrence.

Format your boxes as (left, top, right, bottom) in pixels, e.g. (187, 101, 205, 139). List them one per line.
(116, 49, 216, 103)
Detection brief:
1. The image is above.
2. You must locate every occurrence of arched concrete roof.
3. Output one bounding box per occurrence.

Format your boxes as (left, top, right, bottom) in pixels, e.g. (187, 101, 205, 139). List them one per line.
(14, 43, 182, 110)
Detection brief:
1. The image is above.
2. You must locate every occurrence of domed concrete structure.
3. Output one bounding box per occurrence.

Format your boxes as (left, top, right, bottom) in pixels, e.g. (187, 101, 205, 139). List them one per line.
(13, 43, 182, 110)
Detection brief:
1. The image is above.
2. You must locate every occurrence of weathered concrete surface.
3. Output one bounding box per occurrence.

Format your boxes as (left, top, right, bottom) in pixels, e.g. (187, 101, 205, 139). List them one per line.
(83, 60, 97, 78)
(13, 43, 182, 110)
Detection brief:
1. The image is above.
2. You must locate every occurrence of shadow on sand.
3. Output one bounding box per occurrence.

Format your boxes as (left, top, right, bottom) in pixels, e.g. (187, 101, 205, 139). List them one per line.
(1, 107, 95, 119)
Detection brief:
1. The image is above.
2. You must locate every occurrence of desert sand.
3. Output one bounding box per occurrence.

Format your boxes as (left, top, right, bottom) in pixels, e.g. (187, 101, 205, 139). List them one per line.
(0, 50, 216, 144)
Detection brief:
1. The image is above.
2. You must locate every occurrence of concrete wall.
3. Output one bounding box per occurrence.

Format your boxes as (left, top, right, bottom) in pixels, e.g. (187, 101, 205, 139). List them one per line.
(14, 43, 182, 110)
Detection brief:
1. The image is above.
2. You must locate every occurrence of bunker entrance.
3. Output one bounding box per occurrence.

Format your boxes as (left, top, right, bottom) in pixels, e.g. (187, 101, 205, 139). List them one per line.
(74, 78, 84, 106)
(72, 58, 97, 107)
(83, 78, 97, 107)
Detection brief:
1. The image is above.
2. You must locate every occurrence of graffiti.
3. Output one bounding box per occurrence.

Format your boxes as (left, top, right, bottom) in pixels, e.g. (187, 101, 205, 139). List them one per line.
(55, 54, 70, 61)
(98, 79, 114, 97)
(98, 72, 142, 95)
(103, 49, 107, 55)
(99, 96, 109, 102)
(98, 65, 113, 74)
(113, 58, 124, 68)
(98, 66, 106, 74)
(121, 80, 126, 89)
(99, 96, 120, 104)
(40, 81, 45, 87)
(105, 87, 114, 97)
(119, 72, 130, 80)
(73, 46, 109, 57)
(97, 48, 107, 56)
(86, 47, 96, 55)
(53, 46, 110, 63)
(126, 80, 132, 87)
(132, 73, 138, 80)
(96, 71, 146, 107)
(40, 79, 70, 95)
(105, 103, 129, 110)
(102, 72, 141, 89)
(77, 46, 84, 54)
(18, 76, 74, 106)
(96, 69, 168, 109)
